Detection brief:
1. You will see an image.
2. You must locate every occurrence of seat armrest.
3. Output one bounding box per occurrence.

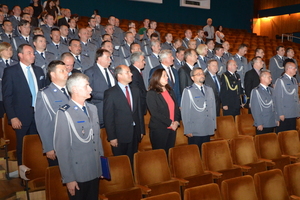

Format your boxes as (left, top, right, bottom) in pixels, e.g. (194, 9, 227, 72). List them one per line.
(99, 195, 108, 200)
(136, 184, 151, 195)
(233, 164, 251, 172)
(19, 165, 31, 180)
(171, 177, 189, 186)
(0, 138, 10, 148)
(283, 155, 299, 163)
(290, 195, 300, 200)
(205, 170, 222, 179)
(258, 158, 275, 166)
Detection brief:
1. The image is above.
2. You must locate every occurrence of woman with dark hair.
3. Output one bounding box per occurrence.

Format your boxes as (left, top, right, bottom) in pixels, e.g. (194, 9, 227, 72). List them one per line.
(146, 69, 181, 154)
(215, 25, 225, 45)
(30, 0, 43, 18)
(44, 0, 57, 20)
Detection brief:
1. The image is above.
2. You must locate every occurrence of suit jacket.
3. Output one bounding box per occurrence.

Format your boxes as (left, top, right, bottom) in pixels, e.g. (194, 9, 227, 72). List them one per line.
(84, 64, 115, 128)
(57, 17, 69, 27)
(222, 52, 233, 62)
(207, 49, 214, 59)
(80, 41, 97, 65)
(109, 55, 122, 70)
(146, 89, 181, 130)
(119, 43, 131, 61)
(178, 63, 193, 94)
(34, 50, 56, 75)
(231, 54, 249, 86)
(182, 38, 189, 49)
(220, 71, 242, 116)
(161, 42, 173, 50)
(73, 54, 92, 72)
(205, 71, 221, 116)
(46, 42, 69, 60)
(54, 101, 103, 183)
(244, 68, 260, 103)
(196, 38, 205, 47)
(181, 84, 216, 136)
(103, 84, 145, 143)
(0, 32, 16, 44)
(35, 83, 69, 153)
(269, 55, 285, 84)
(143, 53, 160, 88)
(250, 84, 277, 128)
(213, 55, 226, 75)
(196, 56, 208, 72)
(68, 28, 79, 40)
(129, 64, 147, 114)
(40, 24, 59, 43)
(149, 64, 181, 104)
(8, 15, 19, 30)
(11, 36, 34, 59)
(2, 63, 45, 126)
(173, 58, 183, 71)
(0, 58, 18, 101)
(274, 74, 300, 118)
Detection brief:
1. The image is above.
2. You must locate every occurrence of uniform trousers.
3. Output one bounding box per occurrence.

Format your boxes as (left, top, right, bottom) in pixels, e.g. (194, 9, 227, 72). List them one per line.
(276, 118, 296, 133)
(68, 178, 99, 200)
(188, 135, 210, 154)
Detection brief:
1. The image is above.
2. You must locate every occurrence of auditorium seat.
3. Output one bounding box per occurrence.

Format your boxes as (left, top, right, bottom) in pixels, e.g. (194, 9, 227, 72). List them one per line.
(284, 163, 300, 199)
(221, 175, 258, 200)
(100, 129, 113, 157)
(254, 169, 290, 200)
(175, 123, 188, 146)
(45, 166, 68, 200)
(134, 149, 181, 197)
(215, 116, 240, 139)
(278, 130, 300, 163)
(255, 133, 291, 171)
(99, 155, 143, 200)
(201, 140, 243, 186)
(19, 134, 48, 200)
(138, 126, 152, 151)
(235, 114, 256, 136)
(229, 136, 268, 176)
(141, 192, 181, 200)
(184, 183, 222, 200)
(168, 145, 213, 189)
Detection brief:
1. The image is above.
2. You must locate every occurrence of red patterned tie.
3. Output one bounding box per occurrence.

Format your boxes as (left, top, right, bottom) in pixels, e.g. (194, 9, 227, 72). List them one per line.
(125, 86, 131, 109)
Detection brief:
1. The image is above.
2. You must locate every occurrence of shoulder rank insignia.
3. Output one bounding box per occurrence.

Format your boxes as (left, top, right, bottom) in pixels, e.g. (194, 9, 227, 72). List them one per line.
(59, 104, 70, 112)
(185, 85, 193, 89)
(40, 86, 49, 91)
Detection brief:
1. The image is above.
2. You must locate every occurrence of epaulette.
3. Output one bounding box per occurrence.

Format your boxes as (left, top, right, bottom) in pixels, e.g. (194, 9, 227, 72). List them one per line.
(46, 51, 55, 55)
(59, 104, 70, 112)
(40, 86, 49, 91)
(185, 85, 193, 89)
(81, 54, 89, 58)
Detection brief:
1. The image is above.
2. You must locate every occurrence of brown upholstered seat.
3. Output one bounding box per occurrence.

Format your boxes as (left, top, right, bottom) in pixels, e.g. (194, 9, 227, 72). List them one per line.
(235, 114, 256, 136)
(100, 129, 113, 157)
(184, 183, 222, 200)
(175, 122, 188, 146)
(134, 149, 181, 196)
(221, 175, 258, 200)
(168, 145, 213, 189)
(45, 166, 68, 200)
(99, 155, 142, 200)
(141, 192, 181, 200)
(215, 116, 240, 139)
(254, 133, 291, 171)
(230, 136, 267, 176)
(278, 130, 300, 163)
(284, 163, 300, 199)
(201, 140, 243, 186)
(254, 169, 290, 200)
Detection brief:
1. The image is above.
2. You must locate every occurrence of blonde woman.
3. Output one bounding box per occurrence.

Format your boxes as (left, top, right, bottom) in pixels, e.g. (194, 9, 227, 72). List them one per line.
(196, 44, 209, 72)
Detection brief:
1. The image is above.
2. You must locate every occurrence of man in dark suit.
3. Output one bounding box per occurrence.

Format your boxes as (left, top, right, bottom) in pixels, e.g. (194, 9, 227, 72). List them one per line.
(220, 60, 243, 117)
(57, 9, 71, 27)
(205, 59, 222, 116)
(103, 65, 145, 164)
(2, 44, 45, 165)
(244, 56, 263, 113)
(85, 49, 115, 129)
(129, 51, 147, 114)
(149, 49, 181, 104)
(178, 49, 198, 93)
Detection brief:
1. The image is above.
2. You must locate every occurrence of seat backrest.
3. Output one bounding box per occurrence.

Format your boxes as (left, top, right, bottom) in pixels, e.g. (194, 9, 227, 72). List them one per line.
(235, 114, 256, 136)
(221, 175, 258, 200)
(254, 169, 290, 200)
(169, 145, 205, 179)
(278, 130, 300, 156)
(45, 166, 68, 200)
(202, 140, 234, 171)
(284, 163, 300, 197)
(142, 192, 181, 200)
(138, 126, 152, 151)
(254, 133, 283, 159)
(184, 183, 222, 200)
(175, 124, 188, 146)
(100, 129, 113, 157)
(230, 136, 259, 165)
(100, 155, 135, 194)
(215, 116, 238, 139)
(134, 149, 172, 186)
(22, 135, 48, 180)
(3, 114, 16, 151)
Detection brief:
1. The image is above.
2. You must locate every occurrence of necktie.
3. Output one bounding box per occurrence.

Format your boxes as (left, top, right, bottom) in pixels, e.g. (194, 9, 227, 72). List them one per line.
(200, 86, 205, 96)
(72, 29, 75, 34)
(26, 66, 36, 107)
(240, 57, 243, 62)
(76, 55, 81, 63)
(82, 106, 88, 116)
(291, 78, 294, 84)
(5, 60, 9, 67)
(56, 45, 59, 49)
(213, 75, 219, 93)
(8, 34, 12, 40)
(41, 52, 45, 59)
(61, 88, 69, 100)
(64, 38, 67, 43)
(168, 67, 174, 84)
(203, 57, 207, 63)
(25, 37, 29, 43)
(266, 87, 270, 94)
(219, 57, 222, 63)
(125, 86, 131, 109)
(104, 68, 112, 88)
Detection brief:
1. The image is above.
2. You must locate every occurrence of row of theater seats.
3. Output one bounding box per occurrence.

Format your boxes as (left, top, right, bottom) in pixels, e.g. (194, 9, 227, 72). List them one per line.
(15, 130, 300, 200)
